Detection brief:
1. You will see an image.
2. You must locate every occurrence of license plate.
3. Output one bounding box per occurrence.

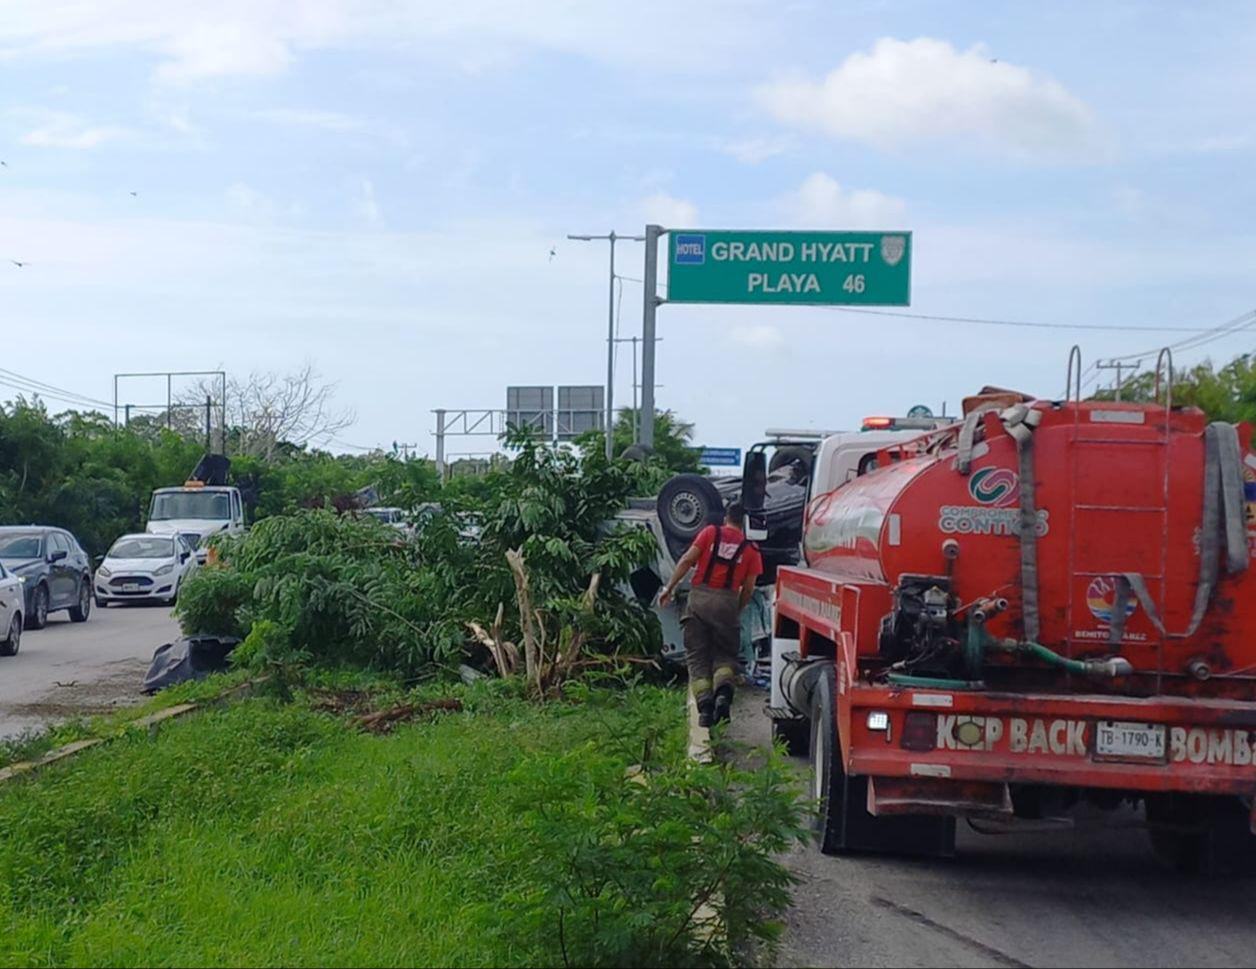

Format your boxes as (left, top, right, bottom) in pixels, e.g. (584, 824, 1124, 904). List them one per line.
(122, 583, 140, 592)
(1095, 720, 1166, 761)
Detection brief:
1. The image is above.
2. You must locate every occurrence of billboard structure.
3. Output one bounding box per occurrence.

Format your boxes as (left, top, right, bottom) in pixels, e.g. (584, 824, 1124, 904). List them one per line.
(556, 385, 604, 440)
(505, 386, 554, 438)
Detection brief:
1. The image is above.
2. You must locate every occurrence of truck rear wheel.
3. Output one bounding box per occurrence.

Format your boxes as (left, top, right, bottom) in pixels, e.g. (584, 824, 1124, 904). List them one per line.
(1147, 793, 1256, 874)
(810, 664, 956, 857)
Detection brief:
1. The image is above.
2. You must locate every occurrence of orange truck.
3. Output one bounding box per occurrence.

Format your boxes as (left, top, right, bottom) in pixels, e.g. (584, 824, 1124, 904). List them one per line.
(761, 356, 1256, 871)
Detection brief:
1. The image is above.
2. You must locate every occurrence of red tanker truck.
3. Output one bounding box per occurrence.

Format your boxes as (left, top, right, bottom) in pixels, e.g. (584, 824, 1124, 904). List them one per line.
(762, 359, 1256, 871)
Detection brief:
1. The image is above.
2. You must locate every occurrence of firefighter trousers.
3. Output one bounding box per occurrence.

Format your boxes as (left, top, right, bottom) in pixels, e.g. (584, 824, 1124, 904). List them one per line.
(683, 584, 740, 708)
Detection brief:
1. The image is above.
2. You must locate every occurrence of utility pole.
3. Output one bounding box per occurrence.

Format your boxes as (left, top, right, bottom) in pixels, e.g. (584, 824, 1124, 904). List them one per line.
(640, 223, 663, 450)
(566, 230, 646, 458)
(205, 397, 212, 451)
(613, 334, 663, 444)
(1096, 359, 1139, 401)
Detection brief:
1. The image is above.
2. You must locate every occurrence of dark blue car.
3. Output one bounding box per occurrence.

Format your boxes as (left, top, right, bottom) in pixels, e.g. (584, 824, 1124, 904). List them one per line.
(0, 526, 93, 629)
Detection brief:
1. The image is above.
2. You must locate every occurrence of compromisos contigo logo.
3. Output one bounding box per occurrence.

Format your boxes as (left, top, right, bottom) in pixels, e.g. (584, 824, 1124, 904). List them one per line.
(968, 467, 1020, 507)
(674, 234, 706, 265)
(1087, 575, 1137, 624)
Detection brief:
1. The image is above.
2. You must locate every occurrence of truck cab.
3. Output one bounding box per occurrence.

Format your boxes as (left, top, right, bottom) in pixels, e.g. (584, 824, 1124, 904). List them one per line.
(146, 455, 245, 563)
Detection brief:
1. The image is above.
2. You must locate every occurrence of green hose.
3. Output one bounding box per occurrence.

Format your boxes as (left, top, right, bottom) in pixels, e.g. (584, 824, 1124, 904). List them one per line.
(1023, 641, 1093, 675)
(885, 672, 984, 690)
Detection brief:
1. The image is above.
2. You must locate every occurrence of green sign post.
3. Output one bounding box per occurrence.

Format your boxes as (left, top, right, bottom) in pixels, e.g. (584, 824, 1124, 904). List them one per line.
(666, 229, 911, 305)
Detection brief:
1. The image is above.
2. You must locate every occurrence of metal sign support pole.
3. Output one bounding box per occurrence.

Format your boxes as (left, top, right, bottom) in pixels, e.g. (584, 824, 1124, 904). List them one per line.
(640, 223, 663, 450)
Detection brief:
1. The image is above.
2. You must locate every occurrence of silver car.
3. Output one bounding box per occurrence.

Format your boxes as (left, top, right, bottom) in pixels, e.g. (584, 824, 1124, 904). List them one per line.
(0, 560, 23, 656)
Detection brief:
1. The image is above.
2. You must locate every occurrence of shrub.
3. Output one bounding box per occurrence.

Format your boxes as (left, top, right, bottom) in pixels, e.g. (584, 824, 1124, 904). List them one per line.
(174, 564, 253, 639)
(179, 432, 664, 682)
(494, 732, 808, 967)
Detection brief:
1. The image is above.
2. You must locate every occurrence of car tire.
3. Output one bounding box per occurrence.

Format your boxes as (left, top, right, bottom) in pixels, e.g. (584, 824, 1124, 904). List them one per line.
(25, 585, 49, 630)
(769, 445, 814, 476)
(68, 580, 92, 622)
(810, 663, 955, 857)
(657, 473, 725, 556)
(0, 614, 20, 656)
(95, 595, 109, 608)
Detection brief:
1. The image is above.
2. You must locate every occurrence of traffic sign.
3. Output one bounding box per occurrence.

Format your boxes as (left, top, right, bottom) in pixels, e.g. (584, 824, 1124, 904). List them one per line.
(699, 447, 742, 467)
(667, 230, 910, 306)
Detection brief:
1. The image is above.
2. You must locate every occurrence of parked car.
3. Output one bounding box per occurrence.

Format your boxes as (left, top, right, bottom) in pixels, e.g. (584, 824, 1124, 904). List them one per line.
(0, 560, 24, 655)
(95, 533, 198, 607)
(0, 526, 93, 629)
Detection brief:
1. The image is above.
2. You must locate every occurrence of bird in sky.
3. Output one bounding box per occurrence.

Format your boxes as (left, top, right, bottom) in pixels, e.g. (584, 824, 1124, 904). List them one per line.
(548, 246, 557, 262)
(11, 260, 27, 268)
(129, 190, 138, 197)
(0, 160, 7, 167)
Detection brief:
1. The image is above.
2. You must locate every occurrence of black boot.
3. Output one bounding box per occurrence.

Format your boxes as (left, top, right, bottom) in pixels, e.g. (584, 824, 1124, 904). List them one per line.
(697, 698, 714, 728)
(713, 685, 733, 725)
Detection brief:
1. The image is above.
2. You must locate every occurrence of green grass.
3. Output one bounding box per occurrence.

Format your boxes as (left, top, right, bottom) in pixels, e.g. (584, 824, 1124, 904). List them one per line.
(0, 682, 690, 968)
(0, 669, 256, 771)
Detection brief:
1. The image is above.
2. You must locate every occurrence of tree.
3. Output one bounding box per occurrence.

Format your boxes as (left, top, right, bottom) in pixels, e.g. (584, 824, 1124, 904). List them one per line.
(1090, 354, 1256, 424)
(180, 363, 355, 460)
(579, 408, 701, 474)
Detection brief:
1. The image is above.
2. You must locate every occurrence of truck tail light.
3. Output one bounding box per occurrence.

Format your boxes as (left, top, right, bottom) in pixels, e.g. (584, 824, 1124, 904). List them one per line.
(863, 416, 894, 429)
(901, 712, 937, 752)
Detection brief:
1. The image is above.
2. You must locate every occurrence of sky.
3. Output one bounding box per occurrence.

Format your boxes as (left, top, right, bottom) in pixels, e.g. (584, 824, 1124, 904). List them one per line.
(2, 1, 1255, 459)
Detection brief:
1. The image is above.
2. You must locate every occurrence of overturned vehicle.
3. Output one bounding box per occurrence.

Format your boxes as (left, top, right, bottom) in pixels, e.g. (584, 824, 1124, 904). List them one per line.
(618, 417, 951, 663)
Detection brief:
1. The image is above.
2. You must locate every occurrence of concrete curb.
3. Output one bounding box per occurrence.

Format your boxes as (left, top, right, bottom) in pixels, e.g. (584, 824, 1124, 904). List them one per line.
(0, 676, 263, 786)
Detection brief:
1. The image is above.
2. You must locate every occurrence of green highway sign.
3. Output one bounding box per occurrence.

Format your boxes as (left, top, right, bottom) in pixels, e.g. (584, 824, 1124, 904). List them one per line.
(666, 230, 911, 306)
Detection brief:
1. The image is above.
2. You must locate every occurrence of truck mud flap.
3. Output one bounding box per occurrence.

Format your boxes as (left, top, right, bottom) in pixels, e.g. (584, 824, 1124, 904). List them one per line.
(836, 773, 957, 857)
(868, 776, 1013, 820)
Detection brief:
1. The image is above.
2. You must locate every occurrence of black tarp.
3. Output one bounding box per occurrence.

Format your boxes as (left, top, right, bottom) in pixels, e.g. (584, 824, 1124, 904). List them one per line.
(143, 635, 240, 693)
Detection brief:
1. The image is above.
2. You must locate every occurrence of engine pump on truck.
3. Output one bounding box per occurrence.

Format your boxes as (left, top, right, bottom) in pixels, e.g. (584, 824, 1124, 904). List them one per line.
(766, 351, 1256, 872)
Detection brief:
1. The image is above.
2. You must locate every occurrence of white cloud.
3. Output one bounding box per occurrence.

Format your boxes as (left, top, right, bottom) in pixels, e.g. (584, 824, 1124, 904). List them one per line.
(640, 192, 698, 228)
(719, 136, 791, 164)
(20, 111, 130, 149)
(0, 1, 776, 83)
(780, 173, 907, 229)
(224, 182, 279, 223)
(246, 108, 408, 146)
(156, 20, 292, 81)
(355, 178, 382, 226)
(731, 324, 784, 350)
(758, 37, 1103, 159)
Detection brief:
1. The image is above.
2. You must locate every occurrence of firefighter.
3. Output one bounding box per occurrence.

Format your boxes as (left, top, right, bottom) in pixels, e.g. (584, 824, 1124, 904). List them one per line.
(659, 501, 764, 727)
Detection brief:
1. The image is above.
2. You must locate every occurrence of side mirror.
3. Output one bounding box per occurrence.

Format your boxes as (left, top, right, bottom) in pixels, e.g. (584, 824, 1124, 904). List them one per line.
(48, 549, 67, 563)
(742, 451, 767, 512)
(93, 554, 105, 567)
(181, 551, 190, 562)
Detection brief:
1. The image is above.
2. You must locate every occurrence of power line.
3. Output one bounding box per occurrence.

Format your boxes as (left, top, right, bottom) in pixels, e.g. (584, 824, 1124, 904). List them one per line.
(0, 378, 109, 411)
(830, 307, 1253, 334)
(0, 366, 112, 408)
(1091, 310, 1256, 370)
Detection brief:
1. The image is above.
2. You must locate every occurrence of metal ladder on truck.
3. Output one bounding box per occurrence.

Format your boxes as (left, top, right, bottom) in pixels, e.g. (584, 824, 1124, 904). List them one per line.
(1064, 346, 1174, 693)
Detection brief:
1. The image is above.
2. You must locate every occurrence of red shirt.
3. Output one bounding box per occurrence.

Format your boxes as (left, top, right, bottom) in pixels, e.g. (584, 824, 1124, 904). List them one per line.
(691, 524, 763, 589)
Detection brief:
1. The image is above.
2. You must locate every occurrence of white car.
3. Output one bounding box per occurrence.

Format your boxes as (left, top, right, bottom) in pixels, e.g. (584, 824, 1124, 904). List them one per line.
(0, 560, 23, 656)
(95, 533, 198, 607)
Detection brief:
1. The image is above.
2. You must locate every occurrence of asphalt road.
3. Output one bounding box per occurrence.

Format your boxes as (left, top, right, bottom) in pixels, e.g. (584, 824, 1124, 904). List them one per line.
(0, 602, 180, 740)
(732, 690, 1256, 969)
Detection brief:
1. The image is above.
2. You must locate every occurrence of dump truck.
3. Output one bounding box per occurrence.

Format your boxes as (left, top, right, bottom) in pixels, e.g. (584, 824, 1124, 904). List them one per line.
(765, 356, 1256, 871)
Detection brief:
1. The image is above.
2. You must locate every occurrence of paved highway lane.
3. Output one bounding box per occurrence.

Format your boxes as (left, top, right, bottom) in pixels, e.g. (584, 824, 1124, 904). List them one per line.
(0, 603, 180, 739)
(732, 691, 1256, 969)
